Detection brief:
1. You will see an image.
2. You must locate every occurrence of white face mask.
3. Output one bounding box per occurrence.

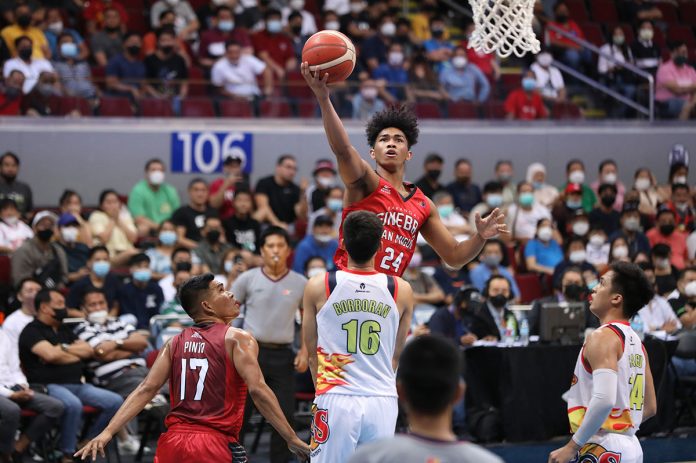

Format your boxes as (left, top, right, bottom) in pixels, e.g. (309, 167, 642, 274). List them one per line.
(634, 178, 651, 191)
(612, 246, 629, 259)
(166, 0, 179, 5)
(380, 22, 396, 37)
(569, 250, 586, 263)
(388, 51, 403, 66)
(685, 280, 696, 297)
(307, 267, 326, 279)
(572, 221, 589, 236)
(589, 234, 605, 247)
(317, 176, 334, 188)
(538, 226, 553, 241)
(289, 0, 305, 10)
(673, 175, 687, 184)
(87, 310, 108, 324)
(4, 216, 18, 226)
(603, 173, 617, 184)
(656, 257, 670, 269)
(569, 170, 585, 184)
(325, 20, 340, 31)
(148, 170, 165, 185)
(48, 21, 63, 34)
(361, 87, 378, 100)
(537, 52, 552, 67)
(61, 227, 79, 243)
(452, 56, 467, 68)
(315, 234, 333, 243)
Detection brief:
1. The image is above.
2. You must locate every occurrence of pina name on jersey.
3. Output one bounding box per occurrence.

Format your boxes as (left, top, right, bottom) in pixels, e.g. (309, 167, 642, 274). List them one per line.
(332, 298, 392, 318)
(184, 341, 206, 354)
(376, 211, 419, 236)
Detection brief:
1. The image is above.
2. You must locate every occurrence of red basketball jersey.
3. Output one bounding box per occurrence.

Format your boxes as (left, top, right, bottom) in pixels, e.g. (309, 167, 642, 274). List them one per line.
(334, 177, 431, 277)
(166, 323, 247, 441)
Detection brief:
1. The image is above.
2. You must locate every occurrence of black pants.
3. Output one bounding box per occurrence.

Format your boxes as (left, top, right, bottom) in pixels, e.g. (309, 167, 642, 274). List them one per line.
(242, 347, 295, 463)
(0, 392, 64, 454)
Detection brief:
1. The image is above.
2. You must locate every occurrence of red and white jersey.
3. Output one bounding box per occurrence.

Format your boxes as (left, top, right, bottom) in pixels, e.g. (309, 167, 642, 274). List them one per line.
(567, 321, 646, 438)
(166, 323, 247, 441)
(334, 177, 431, 277)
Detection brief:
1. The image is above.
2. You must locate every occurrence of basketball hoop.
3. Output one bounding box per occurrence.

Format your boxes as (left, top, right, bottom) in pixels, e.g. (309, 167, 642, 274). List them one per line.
(467, 0, 540, 58)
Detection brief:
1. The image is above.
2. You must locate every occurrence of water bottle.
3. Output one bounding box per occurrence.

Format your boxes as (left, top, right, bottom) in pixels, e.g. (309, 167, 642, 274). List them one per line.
(503, 315, 516, 345)
(631, 314, 645, 341)
(520, 318, 530, 346)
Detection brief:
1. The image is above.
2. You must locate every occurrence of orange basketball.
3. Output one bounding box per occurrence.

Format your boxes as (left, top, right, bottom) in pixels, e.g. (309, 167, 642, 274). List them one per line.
(302, 30, 356, 84)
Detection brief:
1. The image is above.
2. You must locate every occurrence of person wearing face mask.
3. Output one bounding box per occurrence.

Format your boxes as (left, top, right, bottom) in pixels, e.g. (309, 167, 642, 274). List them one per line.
(306, 159, 337, 213)
(18, 288, 123, 463)
(52, 33, 99, 101)
(590, 160, 626, 212)
(470, 239, 521, 300)
(406, 54, 450, 104)
(90, 7, 125, 67)
(209, 154, 250, 221)
(650, 243, 679, 296)
(597, 26, 636, 118)
(224, 189, 262, 257)
(546, 1, 590, 73)
(428, 286, 484, 349)
(428, 191, 471, 240)
(195, 216, 233, 274)
(530, 50, 567, 105)
(66, 246, 123, 315)
(43, 8, 88, 61)
(609, 202, 651, 258)
(339, 0, 372, 44)
(292, 215, 339, 274)
(526, 163, 558, 210)
(361, 13, 397, 72)
(105, 31, 147, 100)
(466, 275, 516, 341)
(559, 159, 597, 213)
(632, 167, 659, 217)
(635, 262, 682, 335)
(372, 42, 409, 103)
(630, 20, 661, 76)
(12, 211, 68, 290)
(198, 6, 253, 70)
(303, 256, 327, 280)
(552, 236, 597, 289)
(0, 69, 26, 116)
(3, 36, 55, 94)
(402, 247, 446, 314)
(445, 158, 482, 213)
(118, 253, 164, 330)
(506, 181, 551, 244)
(287, 10, 311, 61)
(251, 9, 296, 82)
(553, 183, 586, 237)
(665, 183, 694, 233)
(422, 16, 454, 72)
(656, 41, 696, 120)
(127, 158, 181, 238)
(150, 0, 200, 40)
(585, 228, 610, 273)
(143, 26, 189, 103)
(353, 78, 386, 120)
(504, 69, 548, 120)
(469, 181, 506, 234)
(439, 45, 490, 103)
(647, 206, 689, 269)
(281, 0, 317, 36)
(0, 3, 51, 59)
(589, 183, 621, 236)
(668, 266, 696, 331)
(56, 214, 91, 284)
(525, 218, 564, 276)
(309, 186, 345, 239)
(414, 153, 445, 199)
(568, 210, 590, 239)
(144, 220, 179, 278)
(0, 198, 33, 253)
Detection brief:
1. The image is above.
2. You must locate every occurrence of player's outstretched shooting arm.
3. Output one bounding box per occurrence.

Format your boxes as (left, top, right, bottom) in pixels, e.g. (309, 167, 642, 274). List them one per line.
(391, 278, 413, 371)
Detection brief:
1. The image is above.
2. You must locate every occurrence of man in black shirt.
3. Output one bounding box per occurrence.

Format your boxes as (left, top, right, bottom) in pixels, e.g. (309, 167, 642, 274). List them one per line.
(589, 183, 621, 236)
(66, 245, 122, 314)
(171, 177, 218, 249)
(143, 26, 188, 103)
(0, 152, 33, 219)
(18, 289, 122, 461)
(254, 154, 307, 230)
(446, 158, 481, 213)
(631, 20, 661, 76)
(224, 189, 261, 253)
(118, 253, 164, 330)
(414, 152, 445, 199)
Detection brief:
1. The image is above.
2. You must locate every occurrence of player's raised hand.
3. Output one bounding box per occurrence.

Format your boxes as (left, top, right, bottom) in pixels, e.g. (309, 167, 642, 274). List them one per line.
(301, 61, 330, 100)
(474, 208, 510, 239)
(74, 430, 113, 461)
(287, 436, 311, 461)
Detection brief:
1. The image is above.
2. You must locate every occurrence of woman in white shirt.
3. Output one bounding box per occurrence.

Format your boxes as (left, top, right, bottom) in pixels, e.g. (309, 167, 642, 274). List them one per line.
(632, 167, 660, 218)
(526, 162, 559, 211)
(597, 27, 636, 117)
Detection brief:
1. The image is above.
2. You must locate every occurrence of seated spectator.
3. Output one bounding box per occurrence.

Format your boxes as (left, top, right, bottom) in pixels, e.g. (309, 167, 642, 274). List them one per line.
(223, 189, 261, 253)
(339, 0, 372, 45)
(158, 247, 198, 302)
(0, 327, 65, 463)
(21, 70, 63, 116)
(44, 8, 88, 61)
(3, 36, 55, 94)
(216, 248, 248, 290)
(282, 0, 318, 37)
(288, 10, 311, 63)
(422, 16, 454, 71)
(525, 218, 563, 276)
(56, 213, 90, 284)
(171, 178, 217, 249)
(144, 10, 181, 59)
(105, 32, 147, 100)
(637, 262, 681, 334)
(161, 267, 191, 310)
(209, 154, 249, 221)
(567, 208, 590, 240)
(58, 190, 93, 247)
(530, 51, 566, 105)
(406, 55, 448, 103)
(1, 3, 50, 59)
(254, 154, 305, 230)
(590, 160, 626, 211)
(372, 41, 408, 103)
(195, 216, 232, 274)
(212, 39, 272, 100)
(505, 181, 551, 244)
(505, 69, 548, 120)
(84, 0, 129, 36)
(0, 198, 32, 253)
(470, 239, 520, 300)
(668, 266, 696, 331)
(665, 183, 694, 233)
(427, 285, 482, 348)
(609, 235, 631, 263)
(439, 46, 489, 103)
(467, 275, 516, 340)
(308, 186, 344, 238)
(2, 278, 42, 348)
(446, 158, 481, 214)
(647, 205, 689, 269)
(414, 153, 445, 200)
(144, 27, 188, 106)
(303, 255, 327, 279)
(146, 220, 178, 278)
(432, 191, 471, 239)
(118, 253, 164, 330)
(150, 0, 200, 41)
(19, 289, 122, 462)
(469, 181, 504, 231)
(305, 159, 337, 215)
(552, 236, 596, 287)
(322, 10, 342, 31)
(90, 8, 124, 67)
(12, 211, 68, 288)
(545, 1, 590, 72)
(402, 248, 445, 317)
(361, 12, 395, 72)
(52, 32, 98, 101)
(67, 245, 122, 314)
(526, 162, 558, 210)
(495, 160, 517, 207)
(558, 159, 596, 213)
(632, 167, 659, 218)
(197, 6, 252, 71)
(585, 227, 610, 273)
(432, 261, 471, 305)
(656, 41, 696, 120)
(89, 189, 138, 266)
(0, 70, 25, 116)
(127, 158, 180, 237)
(631, 21, 661, 76)
(461, 20, 500, 83)
(598, 27, 636, 118)
(609, 202, 651, 258)
(251, 9, 296, 83)
(658, 159, 690, 204)
(652, 243, 679, 296)
(292, 215, 338, 273)
(589, 183, 621, 236)
(352, 78, 386, 120)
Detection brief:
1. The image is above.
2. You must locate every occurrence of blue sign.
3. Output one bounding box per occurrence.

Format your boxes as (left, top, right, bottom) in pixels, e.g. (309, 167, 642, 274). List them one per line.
(171, 131, 253, 174)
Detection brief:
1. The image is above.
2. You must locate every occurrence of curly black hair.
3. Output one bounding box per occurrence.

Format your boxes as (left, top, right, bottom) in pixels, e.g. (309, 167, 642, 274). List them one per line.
(365, 105, 419, 149)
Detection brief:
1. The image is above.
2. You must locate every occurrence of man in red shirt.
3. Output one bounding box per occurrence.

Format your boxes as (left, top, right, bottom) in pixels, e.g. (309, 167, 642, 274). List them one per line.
(546, 1, 590, 72)
(252, 9, 296, 85)
(504, 69, 548, 120)
(209, 154, 250, 221)
(83, 0, 129, 35)
(647, 206, 689, 270)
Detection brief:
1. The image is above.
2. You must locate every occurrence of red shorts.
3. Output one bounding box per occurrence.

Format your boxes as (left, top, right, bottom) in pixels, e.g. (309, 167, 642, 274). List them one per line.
(154, 424, 247, 463)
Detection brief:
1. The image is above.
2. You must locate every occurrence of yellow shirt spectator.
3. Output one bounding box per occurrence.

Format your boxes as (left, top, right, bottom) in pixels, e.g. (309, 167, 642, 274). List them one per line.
(1, 25, 50, 59)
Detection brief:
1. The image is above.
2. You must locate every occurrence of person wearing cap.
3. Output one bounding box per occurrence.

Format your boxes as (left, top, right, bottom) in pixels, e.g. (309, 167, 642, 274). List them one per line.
(56, 213, 90, 283)
(558, 159, 596, 213)
(306, 159, 338, 214)
(552, 181, 584, 237)
(414, 152, 445, 199)
(291, 215, 338, 274)
(658, 159, 692, 203)
(209, 154, 250, 221)
(526, 162, 558, 211)
(307, 186, 344, 238)
(11, 211, 68, 288)
(117, 253, 164, 330)
(0, 198, 33, 253)
(609, 202, 652, 258)
(589, 183, 621, 236)
(647, 205, 689, 270)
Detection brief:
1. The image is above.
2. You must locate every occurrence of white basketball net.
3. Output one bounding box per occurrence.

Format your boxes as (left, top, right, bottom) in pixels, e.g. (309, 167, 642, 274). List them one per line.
(467, 0, 540, 58)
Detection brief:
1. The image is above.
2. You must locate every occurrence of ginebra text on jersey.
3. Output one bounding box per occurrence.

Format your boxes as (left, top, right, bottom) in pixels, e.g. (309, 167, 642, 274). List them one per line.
(376, 211, 420, 236)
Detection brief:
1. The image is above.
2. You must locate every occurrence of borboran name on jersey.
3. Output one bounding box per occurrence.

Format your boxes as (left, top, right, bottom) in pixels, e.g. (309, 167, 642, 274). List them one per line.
(333, 299, 392, 318)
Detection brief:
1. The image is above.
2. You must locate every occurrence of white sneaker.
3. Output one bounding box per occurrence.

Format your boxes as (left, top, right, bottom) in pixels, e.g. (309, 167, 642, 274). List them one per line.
(118, 435, 140, 455)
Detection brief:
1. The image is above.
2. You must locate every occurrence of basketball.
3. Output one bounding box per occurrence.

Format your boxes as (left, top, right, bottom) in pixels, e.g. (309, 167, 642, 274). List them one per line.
(302, 30, 356, 84)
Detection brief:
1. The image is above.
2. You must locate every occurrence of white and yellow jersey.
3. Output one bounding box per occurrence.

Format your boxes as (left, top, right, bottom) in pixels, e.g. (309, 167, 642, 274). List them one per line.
(315, 269, 400, 398)
(567, 321, 646, 437)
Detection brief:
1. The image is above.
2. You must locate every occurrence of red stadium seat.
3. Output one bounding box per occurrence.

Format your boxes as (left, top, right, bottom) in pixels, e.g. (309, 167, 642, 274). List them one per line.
(119, 0, 144, 8)
(565, 0, 589, 22)
(413, 101, 442, 119)
(181, 98, 216, 117)
(49, 96, 92, 116)
(515, 273, 544, 304)
(187, 66, 208, 97)
(589, 0, 618, 22)
(655, 3, 679, 24)
(99, 97, 135, 117)
(219, 99, 254, 118)
(125, 8, 148, 34)
(681, 2, 696, 25)
(666, 25, 696, 49)
(286, 70, 314, 100)
(501, 73, 522, 93)
(260, 99, 292, 117)
(296, 100, 318, 117)
(552, 102, 582, 119)
(447, 101, 478, 119)
(140, 98, 174, 117)
(0, 255, 11, 285)
(652, 25, 666, 47)
(579, 22, 605, 47)
(484, 100, 506, 119)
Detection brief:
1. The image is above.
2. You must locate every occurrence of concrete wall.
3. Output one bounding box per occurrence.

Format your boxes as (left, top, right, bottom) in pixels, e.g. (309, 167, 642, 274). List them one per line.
(0, 117, 694, 207)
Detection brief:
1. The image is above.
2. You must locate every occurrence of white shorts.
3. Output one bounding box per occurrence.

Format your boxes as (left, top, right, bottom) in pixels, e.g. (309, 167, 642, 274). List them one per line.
(310, 394, 398, 463)
(576, 433, 643, 463)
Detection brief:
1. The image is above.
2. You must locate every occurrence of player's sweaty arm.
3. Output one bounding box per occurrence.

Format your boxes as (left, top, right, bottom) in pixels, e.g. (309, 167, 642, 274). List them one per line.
(642, 348, 657, 422)
(302, 275, 324, 387)
(392, 278, 413, 371)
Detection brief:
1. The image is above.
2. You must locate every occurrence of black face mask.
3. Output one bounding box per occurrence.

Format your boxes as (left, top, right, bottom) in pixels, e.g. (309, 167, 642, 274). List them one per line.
(160, 45, 174, 55)
(17, 14, 31, 28)
(2, 173, 16, 183)
(126, 45, 141, 56)
(563, 283, 585, 301)
(175, 261, 192, 272)
(601, 195, 616, 207)
(431, 29, 444, 38)
(105, 26, 121, 33)
(206, 230, 221, 244)
(52, 307, 68, 322)
(290, 25, 302, 35)
(659, 224, 675, 236)
(556, 14, 568, 23)
(18, 47, 32, 61)
(489, 294, 508, 309)
(458, 176, 471, 184)
(37, 229, 54, 242)
(426, 169, 441, 181)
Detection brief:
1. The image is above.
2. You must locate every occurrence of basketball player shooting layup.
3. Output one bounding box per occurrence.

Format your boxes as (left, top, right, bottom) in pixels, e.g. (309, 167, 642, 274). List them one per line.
(302, 210, 414, 462)
(549, 262, 657, 463)
(75, 274, 310, 462)
(301, 62, 509, 277)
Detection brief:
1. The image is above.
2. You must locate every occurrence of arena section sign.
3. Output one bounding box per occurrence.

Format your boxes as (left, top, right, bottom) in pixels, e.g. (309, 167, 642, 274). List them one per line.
(171, 131, 253, 174)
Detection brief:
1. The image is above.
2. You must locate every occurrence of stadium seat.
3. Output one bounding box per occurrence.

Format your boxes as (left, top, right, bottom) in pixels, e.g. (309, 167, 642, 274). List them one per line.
(260, 99, 292, 117)
(49, 96, 92, 116)
(666, 25, 696, 49)
(652, 26, 666, 47)
(413, 101, 442, 119)
(484, 100, 506, 119)
(0, 255, 11, 286)
(501, 73, 522, 93)
(565, 0, 589, 22)
(296, 100, 318, 117)
(99, 97, 135, 117)
(655, 3, 679, 24)
(515, 273, 544, 304)
(126, 8, 148, 34)
(681, 2, 696, 25)
(187, 66, 208, 97)
(579, 22, 605, 47)
(552, 102, 582, 119)
(447, 101, 478, 119)
(181, 98, 216, 117)
(589, 0, 618, 22)
(286, 70, 314, 100)
(140, 98, 174, 117)
(219, 99, 254, 118)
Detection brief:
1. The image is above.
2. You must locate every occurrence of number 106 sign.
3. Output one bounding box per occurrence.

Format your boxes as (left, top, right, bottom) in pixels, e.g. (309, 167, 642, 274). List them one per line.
(171, 132, 253, 174)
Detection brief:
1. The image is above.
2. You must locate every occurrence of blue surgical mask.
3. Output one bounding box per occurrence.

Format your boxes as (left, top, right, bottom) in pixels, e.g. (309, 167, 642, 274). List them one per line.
(267, 20, 282, 33)
(522, 77, 536, 92)
(486, 194, 503, 208)
(92, 260, 111, 277)
(532, 181, 543, 190)
(60, 42, 78, 58)
(159, 230, 177, 246)
(327, 198, 343, 212)
(519, 192, 534, 207)
(224, 260, 234, 273)
(438, 204, 454, 218)
(133, 269, 152, 282)
(218, 20, 234, 31)
(566, 199, 582, 209)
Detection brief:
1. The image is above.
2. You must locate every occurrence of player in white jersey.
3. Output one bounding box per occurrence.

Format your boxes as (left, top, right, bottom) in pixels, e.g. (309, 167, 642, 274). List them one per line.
(549, 262, 657, 463)
(302, 210, 414, 463)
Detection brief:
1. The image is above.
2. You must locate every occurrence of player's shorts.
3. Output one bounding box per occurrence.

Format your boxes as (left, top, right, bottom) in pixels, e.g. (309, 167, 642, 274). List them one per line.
(310, 394, 398, 463)
(575, 433, 643, 463)
(154, 424, 247, 463)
